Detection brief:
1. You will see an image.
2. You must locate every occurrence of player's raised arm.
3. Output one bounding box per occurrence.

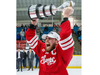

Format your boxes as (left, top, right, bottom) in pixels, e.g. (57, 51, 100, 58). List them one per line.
(25, 19, 43, 57)
(59, 7, 74, 66)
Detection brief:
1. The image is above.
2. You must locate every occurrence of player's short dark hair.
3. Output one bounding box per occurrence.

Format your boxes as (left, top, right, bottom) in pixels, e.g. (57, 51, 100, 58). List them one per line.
(29, 48, 32, 50)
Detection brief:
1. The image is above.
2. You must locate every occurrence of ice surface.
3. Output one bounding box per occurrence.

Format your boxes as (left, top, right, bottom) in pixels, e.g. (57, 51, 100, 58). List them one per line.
(16, 68, 81, 75)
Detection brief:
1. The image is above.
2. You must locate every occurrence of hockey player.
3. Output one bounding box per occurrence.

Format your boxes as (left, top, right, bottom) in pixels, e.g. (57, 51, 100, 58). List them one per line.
(25, 7, 74, 75)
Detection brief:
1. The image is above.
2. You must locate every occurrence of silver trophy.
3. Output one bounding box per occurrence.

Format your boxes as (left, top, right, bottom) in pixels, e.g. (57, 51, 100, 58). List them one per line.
(28, 1, 75, 21)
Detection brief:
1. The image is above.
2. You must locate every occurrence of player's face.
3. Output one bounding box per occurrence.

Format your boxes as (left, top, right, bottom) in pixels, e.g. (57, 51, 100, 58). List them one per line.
(18, 49, 20, 52)
(45, 36, 57, 52)
(23, 49, 25, 52)
(29, 49, 32, 52)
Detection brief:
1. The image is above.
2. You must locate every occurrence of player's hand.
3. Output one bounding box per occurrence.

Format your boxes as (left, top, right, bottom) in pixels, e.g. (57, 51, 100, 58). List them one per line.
(63, 7, 73, 18)
(31, 19, 38, 26)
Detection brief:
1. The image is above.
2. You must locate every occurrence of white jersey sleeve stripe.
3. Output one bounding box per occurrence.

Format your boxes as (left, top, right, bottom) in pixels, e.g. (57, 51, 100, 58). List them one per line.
(27, 35, 37, 43)
(30, 42, 38, 49)
(59, 38, 73, 47)
(29, 37, 38, 46)
(62, 41, 74, 50)
(60, 34, 72, 44)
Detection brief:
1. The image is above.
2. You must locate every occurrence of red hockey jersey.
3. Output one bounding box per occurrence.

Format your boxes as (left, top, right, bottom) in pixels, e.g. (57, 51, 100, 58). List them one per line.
(25, 19, 74, 75)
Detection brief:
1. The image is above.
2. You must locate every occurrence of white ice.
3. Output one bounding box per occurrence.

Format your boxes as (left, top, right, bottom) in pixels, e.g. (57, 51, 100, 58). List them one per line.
(16, 68, 81, 75)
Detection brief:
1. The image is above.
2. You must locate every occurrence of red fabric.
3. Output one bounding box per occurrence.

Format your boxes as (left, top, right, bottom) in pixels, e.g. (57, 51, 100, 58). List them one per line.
(71, 29, 74, 34)
(16, 40, 26, 49)
(53, 24, 57, 27)
(25, 20, 74, 75)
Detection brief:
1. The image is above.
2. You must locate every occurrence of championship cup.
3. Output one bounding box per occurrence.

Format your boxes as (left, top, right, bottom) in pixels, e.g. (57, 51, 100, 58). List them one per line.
(28, 1, 75, 21)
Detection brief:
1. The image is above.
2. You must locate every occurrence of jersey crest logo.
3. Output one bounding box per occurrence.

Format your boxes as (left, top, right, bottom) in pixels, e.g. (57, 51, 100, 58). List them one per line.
(40, 55, 56, 66)
(42, 48, 45, 52)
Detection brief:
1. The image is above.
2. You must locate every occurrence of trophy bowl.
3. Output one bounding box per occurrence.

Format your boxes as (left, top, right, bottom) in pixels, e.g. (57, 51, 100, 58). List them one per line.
(28, 1, 75, 21)
(28, 4, 57, 21)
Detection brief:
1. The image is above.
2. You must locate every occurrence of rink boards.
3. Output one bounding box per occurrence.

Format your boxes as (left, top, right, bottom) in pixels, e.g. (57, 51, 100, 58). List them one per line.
(17, 50, 81, 69)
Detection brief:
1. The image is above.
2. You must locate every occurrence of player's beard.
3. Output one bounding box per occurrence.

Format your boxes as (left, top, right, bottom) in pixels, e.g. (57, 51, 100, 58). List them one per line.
(46, 42, 56, 52)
